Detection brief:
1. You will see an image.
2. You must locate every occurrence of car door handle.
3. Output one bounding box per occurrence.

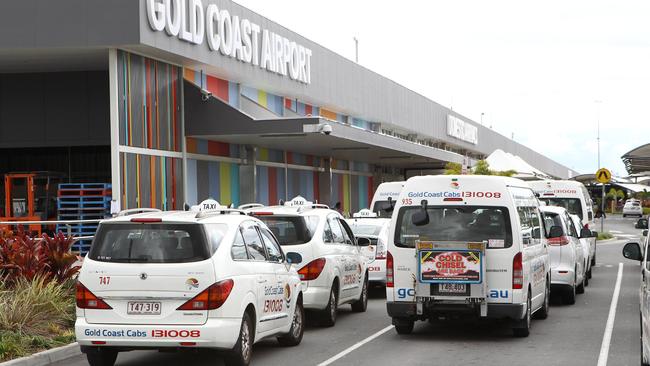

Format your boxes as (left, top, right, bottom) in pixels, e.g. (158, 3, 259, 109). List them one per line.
(257, 278, 267, 284)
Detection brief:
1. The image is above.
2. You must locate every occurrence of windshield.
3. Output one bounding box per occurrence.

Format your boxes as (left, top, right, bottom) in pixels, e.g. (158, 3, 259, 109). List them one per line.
(89, 223, 217, 263)
(257, 216, 319, 245)
(372, 200, 396, 218)
(539, 198, 583, 219)
(394, 206, 512, 248)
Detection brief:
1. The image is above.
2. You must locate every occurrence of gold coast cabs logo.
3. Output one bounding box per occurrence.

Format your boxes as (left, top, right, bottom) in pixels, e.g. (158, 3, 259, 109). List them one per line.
(450, 179, 460, 190)
(284, 283, 292, 307)
(186, 278, 199, 290)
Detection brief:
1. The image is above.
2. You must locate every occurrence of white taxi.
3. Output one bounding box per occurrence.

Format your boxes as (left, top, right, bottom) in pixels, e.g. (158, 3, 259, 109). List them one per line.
(249, 196, 370, 327)
(347, 209, 391, 286)
(75, 200, 305, 366)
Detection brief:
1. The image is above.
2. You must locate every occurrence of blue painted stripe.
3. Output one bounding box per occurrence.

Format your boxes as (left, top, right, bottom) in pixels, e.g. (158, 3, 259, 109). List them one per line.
(230, 163, 240, 206)
(228, 82, 239, 107)
(257, 166, 269, 205)
(186, 159, 198, 205)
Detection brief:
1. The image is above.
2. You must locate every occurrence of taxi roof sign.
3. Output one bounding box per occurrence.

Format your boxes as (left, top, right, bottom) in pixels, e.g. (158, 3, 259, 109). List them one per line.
(596, 168, 611, 184)
(286, 195, 312, 207)
(190, 198, 223, 212)
(353, 209, 377, 218)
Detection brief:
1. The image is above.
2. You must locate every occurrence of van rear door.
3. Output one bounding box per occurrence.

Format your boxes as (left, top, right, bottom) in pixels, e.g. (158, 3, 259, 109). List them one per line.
(80, 222, 223, 325)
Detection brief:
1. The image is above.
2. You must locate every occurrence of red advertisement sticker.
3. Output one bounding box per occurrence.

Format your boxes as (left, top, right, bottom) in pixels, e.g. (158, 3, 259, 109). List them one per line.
(419, 250, 482, 283)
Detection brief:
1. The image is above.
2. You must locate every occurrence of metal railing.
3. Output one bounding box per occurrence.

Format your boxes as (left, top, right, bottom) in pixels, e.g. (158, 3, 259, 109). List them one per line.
(0, 219, 102, 239)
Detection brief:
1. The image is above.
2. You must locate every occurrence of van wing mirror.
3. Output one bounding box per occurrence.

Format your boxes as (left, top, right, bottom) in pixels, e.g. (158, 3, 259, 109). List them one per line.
(411, 200, 429, 226)
(548, 226, 563, 239)
(636, 218, 649, 229)
(356, 237, 371, 247)
(580, 228, 592, 239)
(380, 197, 396, 213)
(622, 242, 643, 261)
(286, 252, 303, 265)
(644, 229, 648, 237)
(591, 230, 598, 238)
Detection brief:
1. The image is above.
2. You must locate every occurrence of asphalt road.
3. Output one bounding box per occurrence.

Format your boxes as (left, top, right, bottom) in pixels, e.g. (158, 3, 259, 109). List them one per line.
(56, 214, 646, 366)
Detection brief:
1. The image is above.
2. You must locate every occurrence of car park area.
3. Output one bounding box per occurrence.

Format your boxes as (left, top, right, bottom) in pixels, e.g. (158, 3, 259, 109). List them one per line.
(48, 214, 645, 366)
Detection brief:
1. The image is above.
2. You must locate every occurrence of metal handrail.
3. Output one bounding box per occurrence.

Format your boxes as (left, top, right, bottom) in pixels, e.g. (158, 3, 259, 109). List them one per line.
(117, 208, 161, 217)
(0, 219, 104, 237)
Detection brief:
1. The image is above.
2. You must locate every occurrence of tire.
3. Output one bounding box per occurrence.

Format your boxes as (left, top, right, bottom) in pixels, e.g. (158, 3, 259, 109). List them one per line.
(277, 299, 304, 346)
(513, 290, 532, 337)
(224, 312, 254, 366)
(577, 266, 586, 294)
(534, 279, 550, 320)
(587, 266, 593, 280)
(641, 313, 650, 366)
(86, 349, 118, 366)
(351, 274, 368, 312)
(564, 278, 577, 305)
(592, 248, 597, 267)
(319, 283, 338, 327)
(393, 319, 414, 335)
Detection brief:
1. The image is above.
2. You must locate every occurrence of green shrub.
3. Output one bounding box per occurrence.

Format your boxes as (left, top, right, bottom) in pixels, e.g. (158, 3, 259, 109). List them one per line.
(597, 232, 614, 240)
(644, 207, 650, 215)
(0, 276, 75, 337)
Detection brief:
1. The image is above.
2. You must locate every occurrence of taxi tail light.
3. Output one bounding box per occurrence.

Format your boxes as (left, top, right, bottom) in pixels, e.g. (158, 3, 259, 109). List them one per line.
(130, 218, 162, 223)
(548, 236, 570, 246)
(76, 282, 112, 310)
(443, 197, 463, 202)
(386, 251, 394, 288)
(177, 279, 234, 311)
(252, 212, 274, 216)
(512, 252, 523, 290)
(583, 223, 589, 229)
(297, 258, 326, 281)
(375, 251, 386, 260)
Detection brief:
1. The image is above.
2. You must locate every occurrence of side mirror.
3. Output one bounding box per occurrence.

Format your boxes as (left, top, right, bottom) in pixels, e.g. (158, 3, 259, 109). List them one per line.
(548, 226, 563, 239)
(622, 242, 643, 261)
(580, 228, 592, 239)
(412, 200, 429, 226)
(357, 237, 371, 247)
(636, 218, 649, 229)
(591, 230, 598, 238)
(286, 252, 303, 265)
(532, 227, 541, 239)
(380, 197, 396, 213)
(644, 229, 648, 237)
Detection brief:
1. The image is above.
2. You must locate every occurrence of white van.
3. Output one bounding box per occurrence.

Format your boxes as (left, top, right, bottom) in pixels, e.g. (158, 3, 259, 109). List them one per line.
(370, 181, 404, 218)
(386, 175, 550, 337)
(528, 180, 597, 266)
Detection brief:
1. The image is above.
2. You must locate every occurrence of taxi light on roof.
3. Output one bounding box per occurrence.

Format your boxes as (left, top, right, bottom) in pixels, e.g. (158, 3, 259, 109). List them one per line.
(130, 218, 162, 223)
(252, 212, 274, 216)
(443, 197, 463, 202)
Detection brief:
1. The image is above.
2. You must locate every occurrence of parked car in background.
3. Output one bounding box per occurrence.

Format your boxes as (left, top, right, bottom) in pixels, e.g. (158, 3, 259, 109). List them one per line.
(370, 181, 404, 218)
(540, 206, 586, 304)
(570, 214, 593, 281)
(346, 209, 391, 286)
(622, 228, 650, 365)
(623, 199, 644, 217)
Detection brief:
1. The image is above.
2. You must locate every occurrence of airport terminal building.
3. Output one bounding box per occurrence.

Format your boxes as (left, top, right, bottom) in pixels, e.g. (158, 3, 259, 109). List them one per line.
(0, 0, 577, 214)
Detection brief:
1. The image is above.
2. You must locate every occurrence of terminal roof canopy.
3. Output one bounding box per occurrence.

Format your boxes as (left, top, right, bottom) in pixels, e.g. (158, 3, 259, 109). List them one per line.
(622, 143, 650, 175)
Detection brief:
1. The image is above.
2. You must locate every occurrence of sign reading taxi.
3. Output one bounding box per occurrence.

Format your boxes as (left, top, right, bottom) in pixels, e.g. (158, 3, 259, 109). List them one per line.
(596, 168, 611, 184)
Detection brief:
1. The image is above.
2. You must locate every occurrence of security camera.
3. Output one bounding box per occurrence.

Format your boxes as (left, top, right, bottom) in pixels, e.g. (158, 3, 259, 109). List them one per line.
(318, 124, 333, 135)
(200, 88, 212, 101)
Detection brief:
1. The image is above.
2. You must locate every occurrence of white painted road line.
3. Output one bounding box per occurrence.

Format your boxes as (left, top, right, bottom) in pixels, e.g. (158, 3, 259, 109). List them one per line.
(596, 262, 624, 366)
(609, 230, 623, 234)
(317, 325, 394, 366)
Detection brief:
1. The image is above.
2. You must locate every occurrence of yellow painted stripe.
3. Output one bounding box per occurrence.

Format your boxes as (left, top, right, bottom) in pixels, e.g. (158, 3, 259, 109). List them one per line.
(258, 90, 268, 108)
(259, 148, 269, 161)
(220, 163, 231, 205)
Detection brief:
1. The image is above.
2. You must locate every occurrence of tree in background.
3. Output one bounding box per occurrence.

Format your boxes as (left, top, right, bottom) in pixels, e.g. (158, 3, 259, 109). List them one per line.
(473, 160, 492, 175)
(444, 160, 518, 177)
(444, 162, 462, 175)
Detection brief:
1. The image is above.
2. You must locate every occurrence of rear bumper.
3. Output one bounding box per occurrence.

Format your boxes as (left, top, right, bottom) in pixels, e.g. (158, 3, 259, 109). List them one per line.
(551, 266, 575, 286)
(302, 285, 331, 310)
(386, 301, 525, 321)
(75, 317, 240, 350)
(368, 260, 386, 283)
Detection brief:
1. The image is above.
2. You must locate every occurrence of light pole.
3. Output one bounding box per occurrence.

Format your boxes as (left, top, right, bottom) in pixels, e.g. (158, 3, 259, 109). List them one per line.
(480, 112, 484, 125)
(595, 100, 604, 232)
(353, 37, 359, 63)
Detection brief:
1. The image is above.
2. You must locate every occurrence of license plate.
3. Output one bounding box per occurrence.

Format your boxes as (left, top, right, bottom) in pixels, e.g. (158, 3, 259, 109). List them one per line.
(438, 283, 466, 294)
(127, 301, 161, 315)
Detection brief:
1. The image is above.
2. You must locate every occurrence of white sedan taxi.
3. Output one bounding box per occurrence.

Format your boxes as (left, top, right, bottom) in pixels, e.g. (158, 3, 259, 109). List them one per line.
(248, 196, 370, 327)
(75, 200, 305, 366)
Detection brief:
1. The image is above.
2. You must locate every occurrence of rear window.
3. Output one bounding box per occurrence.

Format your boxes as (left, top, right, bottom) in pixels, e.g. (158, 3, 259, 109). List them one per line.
(542, 212, 565, 235)
(394, 206, 512, 248)
(372, 200, 395, 218)
(539, 198, 583, 219)
(257, 216, 319, 245)
(349, 223, 383, 237)
(89, 223, 217, 263)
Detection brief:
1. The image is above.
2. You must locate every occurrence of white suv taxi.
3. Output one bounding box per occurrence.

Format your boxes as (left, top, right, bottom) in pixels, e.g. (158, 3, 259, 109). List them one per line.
(75, 200, 305, 366)
(347, 209, 391, 286)
(249, 196, 370, 327)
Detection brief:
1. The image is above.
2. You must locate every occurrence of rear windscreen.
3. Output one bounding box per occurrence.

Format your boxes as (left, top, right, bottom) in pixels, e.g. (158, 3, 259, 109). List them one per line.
(257, 216, 319, 245)
(89, 223, 215, 263)
(350, 224, 383, 237)
(540, 198, 583, 219)
(372, 200, 395, 218)
(542, 212, 565, 235)
(394, 206, 512, 248)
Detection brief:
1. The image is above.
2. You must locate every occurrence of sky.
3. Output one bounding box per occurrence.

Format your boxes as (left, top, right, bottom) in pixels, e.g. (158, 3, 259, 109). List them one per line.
(236, 0, 650, 176)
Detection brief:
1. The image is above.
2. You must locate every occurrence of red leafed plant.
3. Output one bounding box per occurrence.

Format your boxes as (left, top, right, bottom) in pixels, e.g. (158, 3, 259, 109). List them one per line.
(0, 226, 80, 287)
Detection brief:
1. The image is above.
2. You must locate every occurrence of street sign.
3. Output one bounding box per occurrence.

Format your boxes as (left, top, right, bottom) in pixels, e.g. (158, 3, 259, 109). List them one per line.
(596, 168, 611, 184)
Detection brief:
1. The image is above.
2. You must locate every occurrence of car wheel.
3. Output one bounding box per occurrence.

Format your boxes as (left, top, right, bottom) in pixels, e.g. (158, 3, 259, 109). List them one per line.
(587, 266, 593, 280)
(393, 318, 414, 335)
(513, 290, 531, 337)
(564, 278, 577, 305)
(591, 252, 596, 267)
(277, 300, 304, 346)
(225, 312, 254, 366)
(351, 274, 368, 312)
(534, 279, 550, 320)
(320, 283, 338, 327)
(641, 313, 650, 366)
(85, 348, 118, 366)
(577, 266, 585, 294)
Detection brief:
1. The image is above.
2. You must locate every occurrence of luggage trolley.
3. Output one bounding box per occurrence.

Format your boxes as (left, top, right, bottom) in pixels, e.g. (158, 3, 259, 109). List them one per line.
(414, 241, 488, 317)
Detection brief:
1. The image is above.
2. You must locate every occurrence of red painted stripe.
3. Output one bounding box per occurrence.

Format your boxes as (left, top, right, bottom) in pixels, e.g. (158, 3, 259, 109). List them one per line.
(305, 104, 312, 115)
(268, 168, 278, 205)
(212, 77, 229, 102)
(284, 98, 292, 110)
(172, 68, 178, 152)
(171, 157, 177, 210)
(154, 61, 160, 149)
(208, 140, 230, 156)
(286, 152, 293, 165)
(146, 59, 153, 148)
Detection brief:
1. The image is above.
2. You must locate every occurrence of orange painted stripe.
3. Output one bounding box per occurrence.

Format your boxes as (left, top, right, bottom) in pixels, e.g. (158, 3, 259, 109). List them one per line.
(320, 108, 337, 120)
(186, 137, 197, 154)
(183, 68, 195, 81)
(155, 61, 160, 150)
(150, 155, 156, 208)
